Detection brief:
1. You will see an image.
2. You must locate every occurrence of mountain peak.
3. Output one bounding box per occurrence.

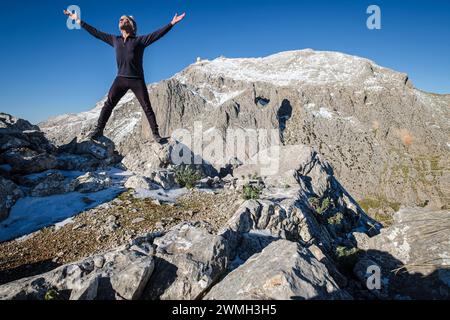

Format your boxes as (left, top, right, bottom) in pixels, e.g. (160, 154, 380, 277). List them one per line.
(175, 49, 411, 89)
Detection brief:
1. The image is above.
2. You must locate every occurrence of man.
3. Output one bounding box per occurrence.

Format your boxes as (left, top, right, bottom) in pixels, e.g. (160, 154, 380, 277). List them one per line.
(63, 10, 186, 143)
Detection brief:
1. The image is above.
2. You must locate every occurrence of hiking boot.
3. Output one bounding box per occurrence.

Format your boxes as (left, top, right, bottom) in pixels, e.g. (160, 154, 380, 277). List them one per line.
(86, 127, 104, 141)
(152, 133, 162, 143)
(152, 133, 168, 144)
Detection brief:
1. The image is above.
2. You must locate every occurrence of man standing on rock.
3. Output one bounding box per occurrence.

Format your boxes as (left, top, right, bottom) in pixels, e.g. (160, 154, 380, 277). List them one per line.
(63, 10, 186, 144)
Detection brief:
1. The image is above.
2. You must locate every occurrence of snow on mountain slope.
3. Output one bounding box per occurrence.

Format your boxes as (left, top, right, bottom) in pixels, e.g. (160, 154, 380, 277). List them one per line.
(175, 49, 410, 89)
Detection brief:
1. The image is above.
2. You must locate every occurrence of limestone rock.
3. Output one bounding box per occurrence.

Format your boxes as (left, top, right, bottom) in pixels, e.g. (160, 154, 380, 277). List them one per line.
(74, 172, 112, 193)
(204, 240, 352, 300)
(124, 175, 159, 191)
(0, 241, 154, 300)
(354, 207, 450, 299)
(144, 222, 232, 300)
(59, 137, 115, 160)
(1, 148, 58, 174)
(0, 177, 24, 221)
(30, 172, 76, 197)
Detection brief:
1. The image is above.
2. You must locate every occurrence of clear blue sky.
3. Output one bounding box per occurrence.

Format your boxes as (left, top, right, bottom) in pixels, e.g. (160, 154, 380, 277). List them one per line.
(1, 0, 449, 124)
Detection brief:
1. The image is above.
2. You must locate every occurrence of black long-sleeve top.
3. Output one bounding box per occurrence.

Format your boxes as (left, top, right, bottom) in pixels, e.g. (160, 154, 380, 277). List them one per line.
(80, 20, 173, 79)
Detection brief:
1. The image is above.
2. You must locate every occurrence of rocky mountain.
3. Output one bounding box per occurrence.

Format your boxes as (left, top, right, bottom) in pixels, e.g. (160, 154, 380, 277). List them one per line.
(1, 49, 449, 300)
(39, 49, 450, 217)
(1, 110, 449, 299)
(0, 113, 123, 229)
(1, 118, 449, 299)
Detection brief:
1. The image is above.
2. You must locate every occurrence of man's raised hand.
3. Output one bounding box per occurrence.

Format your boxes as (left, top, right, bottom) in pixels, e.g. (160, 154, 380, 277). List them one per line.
(64, 9, 80, 24)
(171, 12, 186, 26)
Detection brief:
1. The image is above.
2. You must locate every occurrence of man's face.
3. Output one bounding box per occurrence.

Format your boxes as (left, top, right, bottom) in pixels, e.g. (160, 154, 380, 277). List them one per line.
(119, 16, 132, 31)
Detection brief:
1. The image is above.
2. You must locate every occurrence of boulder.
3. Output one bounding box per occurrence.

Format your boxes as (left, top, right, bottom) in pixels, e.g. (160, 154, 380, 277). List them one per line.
(58, 137, 115, 161)
(0, 113, 39, 133)
(124, 175, 159, 191)
(30, 172, 76, 197)
(1, 148, 58, 174)
(122, 138, 218, 180)
(144, 222, 232, 300)
(122, 140, 173, 175)
(0, 240, 155, 300)
(0, 177, 24, 221)
(152, 169, 177, 190)
(204, 240, 352, 300)
(74, 172, 112, 193)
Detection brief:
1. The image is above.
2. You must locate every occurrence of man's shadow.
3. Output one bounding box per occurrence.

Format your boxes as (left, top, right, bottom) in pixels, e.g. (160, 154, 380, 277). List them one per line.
(346, 248, 450, 300)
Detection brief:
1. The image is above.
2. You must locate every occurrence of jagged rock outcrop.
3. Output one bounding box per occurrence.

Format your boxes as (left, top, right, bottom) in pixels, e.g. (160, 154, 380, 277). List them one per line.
(38, 49, 450, 212)
(144, 222, 232, 300)
(124, 175, 159, 191)
(2, 86, 448, 300)
(204, 240, 352, 300)
(0, 141, 379, 300)
(0, 113, 124, 222)
(0, 177, 24, 220)
(0, 114, 121, 177)
(1, 113, 57, 174)
(0, 134, 448, 299)
(0, 237, 155, 300)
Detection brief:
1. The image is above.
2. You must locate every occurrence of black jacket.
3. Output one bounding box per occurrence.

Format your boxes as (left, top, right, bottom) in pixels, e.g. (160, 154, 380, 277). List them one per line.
(80, 20, 173, 79)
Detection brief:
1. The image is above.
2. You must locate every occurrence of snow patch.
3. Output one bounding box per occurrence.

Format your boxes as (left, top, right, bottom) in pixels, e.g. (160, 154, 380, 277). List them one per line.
(0, 168, 133, 242)
(132, 187, 188, 203)
(312, 107, 333, 119)
(54, 217, 75, 230)
(174, 50, 401, 88)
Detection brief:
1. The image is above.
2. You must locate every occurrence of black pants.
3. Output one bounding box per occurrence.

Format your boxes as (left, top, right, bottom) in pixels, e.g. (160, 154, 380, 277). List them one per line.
(96, 76, 160, 136)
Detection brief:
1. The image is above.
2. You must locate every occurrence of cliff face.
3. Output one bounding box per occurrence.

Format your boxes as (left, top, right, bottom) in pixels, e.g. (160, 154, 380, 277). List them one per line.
(39, 49, 450, 213)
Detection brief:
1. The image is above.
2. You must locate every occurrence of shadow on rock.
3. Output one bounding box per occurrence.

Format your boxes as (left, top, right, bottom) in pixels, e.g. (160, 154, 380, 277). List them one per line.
(353, 249, 450, 300)
(141, 256, 178, 300)
(0, 259, 61, 286)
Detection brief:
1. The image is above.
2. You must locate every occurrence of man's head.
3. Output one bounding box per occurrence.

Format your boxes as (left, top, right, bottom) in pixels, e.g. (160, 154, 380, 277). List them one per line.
(119, 15, 137, 34)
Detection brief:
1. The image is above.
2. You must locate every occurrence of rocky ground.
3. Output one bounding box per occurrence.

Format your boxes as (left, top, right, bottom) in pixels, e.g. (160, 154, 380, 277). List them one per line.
(0, 188, 243, 285)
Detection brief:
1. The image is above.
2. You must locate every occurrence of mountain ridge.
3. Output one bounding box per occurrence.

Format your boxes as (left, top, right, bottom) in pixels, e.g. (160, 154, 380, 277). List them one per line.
(38, 49, 450, 215)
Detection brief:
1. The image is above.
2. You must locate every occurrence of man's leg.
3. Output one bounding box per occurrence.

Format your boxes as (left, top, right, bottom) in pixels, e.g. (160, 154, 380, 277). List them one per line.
(89, 77, 129, 139)
(129, 78, 162, 141)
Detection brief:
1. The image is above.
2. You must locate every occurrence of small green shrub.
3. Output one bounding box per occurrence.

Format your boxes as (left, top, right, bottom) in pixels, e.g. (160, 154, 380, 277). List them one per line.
(418, 199, 429, 208)
(44, 288, 59, 301)
(242, 184, 263, 200)
(327, 212, 344, 225)
(175, 166, 202, 189)
(334, 246, 361, 272)
(309, 196, 331, 215)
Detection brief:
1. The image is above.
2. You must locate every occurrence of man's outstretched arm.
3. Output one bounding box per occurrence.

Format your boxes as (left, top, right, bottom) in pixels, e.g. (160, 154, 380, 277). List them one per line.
(64, 10, 114, 47)
(140, 12, 186, 47)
